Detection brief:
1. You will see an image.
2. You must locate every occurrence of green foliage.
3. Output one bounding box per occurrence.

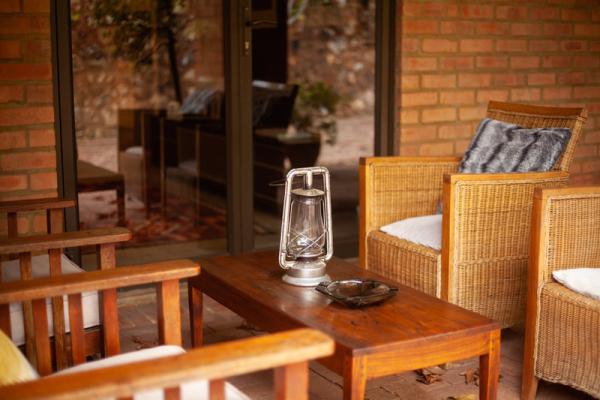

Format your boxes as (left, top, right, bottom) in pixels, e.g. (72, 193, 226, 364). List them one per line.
(293, 81, 341, 144)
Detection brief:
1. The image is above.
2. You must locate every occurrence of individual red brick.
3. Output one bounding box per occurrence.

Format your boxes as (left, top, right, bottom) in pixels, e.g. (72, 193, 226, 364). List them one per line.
(543, 23, 573, 36)
(557, 72, 585, 85)
(440, 21, 475, 35)
(422, 74, 456, 89)
(0, 64, 52, 80)
(460, 39, 494, 53)
(23, 0, 50, 13)
(475, 22, 509, 35)
(32, 213, 49, 234)
(561, 9, 588, 22)
(418, 142, 454, 156)
(496, 6, 527, 20)
(400, 110, 419, 124)
(511, 23, 543, 36)
(401, 91, 438, 107)
(493, 73, 527, 87)
(496, 40, 527, 52)
(402, 3, 420, 17)
(401, 75, 419, 90)
(0, 106, 54, 126)
(542, 55, 571, 68)
(459, 106, 486, 121)
(530, 7, 560, 21)
(511, 88, 541, 102)
(440, 56, 474, 71)
(561, 40, 587, 51)
(477, 89, 509, 103)
(0, 130, 26, 149)
(402, 57, 438, 72)
(0, 85, 23, 103)
(476, 56, 508, 69)
(421, 3, 447, 17)
(589, 41, 600, 51)
(438, 123, 474, 139)
(0, 175, 27, 192)
(574, 24, 600, 36)
(455, 139, 472, 154)
(584, 131, 600, 144)
(29, 128, 55, 147)
(510, 56, 540, 69)
(440, 90, 475, 105)
(402, 20, 439, 34)
(0, 40, 21, 59)
(422, 39, 457, 53)
(399, 144, 419, 156)
(573, 56, 600, 68)
(0, 0, 20, 13)
(24, 40, 51, 59)
(582, 160, 600, 174)
(30, 172, 57, 190)
(574, 144, 597, 158)
(528, 73, 556, 86)
(26, 84, 53, 103)
(0, 16, 30, 34)
(458, 73, 492, 88)
(29, 16, 50, 33)
(0, 151, 56, 171)
(401, 125, 437, 142)
(459, 4, 493, 19)
(402, 38, 419, 53)
(574, 86, 600, 99)
(528, 40, 559, 52)
(421, 107, 456, 123)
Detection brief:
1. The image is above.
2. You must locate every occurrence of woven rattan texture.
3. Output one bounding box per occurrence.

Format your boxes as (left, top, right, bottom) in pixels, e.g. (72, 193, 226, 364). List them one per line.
(369, 161, 459, 230)
(487, 105, 586, 173)
(536, 283, 600, 398)
(367, 230, 440, 297)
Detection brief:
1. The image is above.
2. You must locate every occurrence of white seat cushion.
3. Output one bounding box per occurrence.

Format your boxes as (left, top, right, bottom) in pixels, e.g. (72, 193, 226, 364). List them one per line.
(124, 146, 144, 156)
(2, 254, 100, 346)
(553, 268, 600, 302)
(380, 214, 442, 251)
(56, 345, 250, 400)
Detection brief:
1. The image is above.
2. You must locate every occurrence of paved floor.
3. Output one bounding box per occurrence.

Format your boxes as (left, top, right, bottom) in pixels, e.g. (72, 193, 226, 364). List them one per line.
(117, 283, 591, 400)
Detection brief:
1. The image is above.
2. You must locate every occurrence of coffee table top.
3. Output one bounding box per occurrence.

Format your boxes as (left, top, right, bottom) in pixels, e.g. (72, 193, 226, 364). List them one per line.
(194, 251, 500, 355)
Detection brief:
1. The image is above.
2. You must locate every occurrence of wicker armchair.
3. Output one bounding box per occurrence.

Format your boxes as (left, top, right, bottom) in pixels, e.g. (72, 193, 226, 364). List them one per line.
(359, 101, 587, 328)
(522, 186, 600, 399)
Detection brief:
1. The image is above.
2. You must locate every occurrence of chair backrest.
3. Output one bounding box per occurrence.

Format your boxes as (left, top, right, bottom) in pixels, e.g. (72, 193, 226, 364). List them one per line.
(486, 101, 588, 173)
(531, 186, 600, 286)
(252, 80, 299, 129)
(0, 228, 131, 374)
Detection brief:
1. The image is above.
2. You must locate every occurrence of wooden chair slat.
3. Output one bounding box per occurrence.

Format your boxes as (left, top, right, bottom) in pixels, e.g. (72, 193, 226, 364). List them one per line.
(0, 198, 75, 214)
(32, 298, 52, 376)
(68, 293, 86, 366)
(19, 252, 36, 364)
(47, 208, 64, 234)
(0, 250, 10, 335)
(188, 283, 203, 347)
(275, 362, 308, 400)
(157, 279, 182, 346)
(49, 248, 68, 370)
(209, 380, 225, 400)
(99, 244, 120, 356)
(7, 212, 17, 238)
(164, 387, 181, 400)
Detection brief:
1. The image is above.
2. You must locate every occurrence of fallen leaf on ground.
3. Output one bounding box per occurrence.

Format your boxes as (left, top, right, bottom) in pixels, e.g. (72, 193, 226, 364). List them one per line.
(446, 395, 475, 400)
(131, 335, 158, 350)
(460, 368, 479, 386)
(415, 367, 444, 384)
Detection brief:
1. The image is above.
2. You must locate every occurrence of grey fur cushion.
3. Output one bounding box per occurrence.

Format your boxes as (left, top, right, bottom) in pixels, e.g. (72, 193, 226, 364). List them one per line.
(459, 118, 571, 173)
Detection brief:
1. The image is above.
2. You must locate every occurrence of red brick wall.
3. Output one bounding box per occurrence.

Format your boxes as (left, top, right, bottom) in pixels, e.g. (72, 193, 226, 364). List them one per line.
(0, 0, 56, 233)
(396, 1, 600, 184)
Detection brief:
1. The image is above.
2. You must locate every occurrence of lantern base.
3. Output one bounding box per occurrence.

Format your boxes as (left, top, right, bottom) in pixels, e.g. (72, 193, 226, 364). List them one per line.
(282, 273, 331, 287)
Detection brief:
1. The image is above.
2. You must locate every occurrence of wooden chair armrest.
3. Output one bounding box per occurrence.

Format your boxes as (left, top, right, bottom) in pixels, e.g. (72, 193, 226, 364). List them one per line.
(0, 259, 199, 303)
(0, 198, 76, 214)
(359, 156, 461, 267)
(0, 228, 131, 255)
(0, 328, 334, 400)
(440, 170, 569, 301)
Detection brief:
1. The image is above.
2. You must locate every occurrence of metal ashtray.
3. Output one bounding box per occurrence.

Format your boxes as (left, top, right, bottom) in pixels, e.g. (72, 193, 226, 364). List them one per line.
(316, 279, 398, 308)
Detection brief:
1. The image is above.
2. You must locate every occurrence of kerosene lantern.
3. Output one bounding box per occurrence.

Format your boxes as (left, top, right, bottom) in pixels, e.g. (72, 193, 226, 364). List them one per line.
(279, 167, 333, 286)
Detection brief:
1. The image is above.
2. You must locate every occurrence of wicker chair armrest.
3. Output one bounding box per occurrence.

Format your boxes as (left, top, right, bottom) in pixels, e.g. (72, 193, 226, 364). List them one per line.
(359, 156, 460, 267)
(0, 328, 334, 400)
(440, 171, 569, 301)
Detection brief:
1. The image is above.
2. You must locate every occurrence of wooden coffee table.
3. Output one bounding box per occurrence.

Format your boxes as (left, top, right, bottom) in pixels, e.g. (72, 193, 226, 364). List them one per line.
(188, 252, 501, 400)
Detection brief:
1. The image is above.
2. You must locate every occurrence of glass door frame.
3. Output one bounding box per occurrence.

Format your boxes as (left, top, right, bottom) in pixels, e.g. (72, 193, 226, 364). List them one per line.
(51, 0, 397, 255)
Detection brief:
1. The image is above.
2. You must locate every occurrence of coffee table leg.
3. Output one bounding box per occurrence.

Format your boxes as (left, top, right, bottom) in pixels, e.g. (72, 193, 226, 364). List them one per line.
(343, 356, 366, 400)
(188, 281, 203, 347)
(479, 330, 501, 400)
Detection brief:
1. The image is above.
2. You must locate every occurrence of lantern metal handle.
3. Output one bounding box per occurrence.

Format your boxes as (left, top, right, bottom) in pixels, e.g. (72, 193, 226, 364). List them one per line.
(278, 166, 333, 270)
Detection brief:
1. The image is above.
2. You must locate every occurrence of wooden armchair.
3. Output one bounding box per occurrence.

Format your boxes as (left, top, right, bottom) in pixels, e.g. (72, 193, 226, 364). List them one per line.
(360, 101, 587, 328)
(0, 260, 334, 399)
(522, 186, 600, 399)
